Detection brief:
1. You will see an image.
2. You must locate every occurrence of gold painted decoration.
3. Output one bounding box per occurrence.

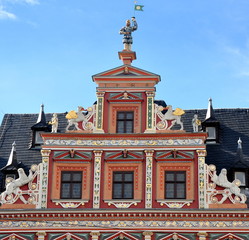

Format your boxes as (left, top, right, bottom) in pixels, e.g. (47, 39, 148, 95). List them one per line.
(66, 110, 78, 119)
(173, 108, 185, 116)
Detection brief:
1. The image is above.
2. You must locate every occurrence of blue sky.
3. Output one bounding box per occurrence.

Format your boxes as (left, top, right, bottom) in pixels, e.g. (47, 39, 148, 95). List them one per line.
(1, 0, 249, 123)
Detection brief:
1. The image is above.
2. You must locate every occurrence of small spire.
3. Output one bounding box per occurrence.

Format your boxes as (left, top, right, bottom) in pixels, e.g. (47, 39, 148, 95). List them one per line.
(36, 104, 46, 124)
(6, 141, 18, 167)
(205, 98, 217, 121)
(238, 137, 242, 149)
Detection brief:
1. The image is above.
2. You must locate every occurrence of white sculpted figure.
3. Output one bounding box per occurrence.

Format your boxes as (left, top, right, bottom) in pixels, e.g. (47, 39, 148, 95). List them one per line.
(49, 113, 58, 133)
(155, 104, 185, 130)
(66, 106, 95, 131)
(0, 168, 34, 204)
(192, 114, 201, 132)
(211, 168, 246, 203)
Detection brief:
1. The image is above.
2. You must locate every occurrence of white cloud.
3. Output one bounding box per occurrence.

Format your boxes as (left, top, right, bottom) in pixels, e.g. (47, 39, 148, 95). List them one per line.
(223, 43, 249, 79)
(3, 0, 39, 5)
(0, 5, 17, 19)
(23, 0, 39, 5)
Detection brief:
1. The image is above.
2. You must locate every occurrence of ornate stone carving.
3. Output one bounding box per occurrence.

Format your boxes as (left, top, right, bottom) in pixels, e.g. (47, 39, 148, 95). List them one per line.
(66, 105, 96, 131)
(104, 200, 140, 208)
(207, 164, 247, 204)
(0, 165, 39, 205)
(157, 200, 192, 208)
(145, 150, 154, 208)
(52, 199, 88, 208)
(93, 151, 103, 208)
(44, 138, 204, 146)
(155, 104, 185, 130)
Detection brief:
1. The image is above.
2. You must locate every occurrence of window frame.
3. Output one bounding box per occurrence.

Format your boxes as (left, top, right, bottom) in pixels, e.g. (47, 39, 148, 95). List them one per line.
(60, 171, 83, 199)
(165, 171, 186, 199)
(112, 171, 134, 199)
(116, 111, 134, 133)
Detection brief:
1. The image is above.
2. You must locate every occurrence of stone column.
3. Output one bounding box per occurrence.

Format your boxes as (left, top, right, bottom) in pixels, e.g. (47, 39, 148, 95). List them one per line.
(90, 231, 101, 240)
(40, 150, 51, 209)
(197, 150, 207, 209)
(93, 150, 103, 208)
(144, 91, 155, 133)
(197, 232, 208, 240)
(36, 231, 46, 240)
(144, 150, 154, 208)
(94, 92, 105, 133)
(143, 231, 153, 240)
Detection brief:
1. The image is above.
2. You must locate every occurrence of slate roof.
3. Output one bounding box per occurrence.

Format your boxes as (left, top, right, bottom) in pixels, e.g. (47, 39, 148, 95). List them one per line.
(1, 107, 249, 189)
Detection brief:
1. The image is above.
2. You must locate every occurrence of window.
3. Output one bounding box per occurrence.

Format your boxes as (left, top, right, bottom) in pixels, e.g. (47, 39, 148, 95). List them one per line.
(235, 171, 246, 186)
(165, 171, 186, 199)
(206, 127, 216, 140)
(35, 131, 44, 144)
(116, 112, 134, 133)
(113, 171, 134, 199)
(61, 171, 82, 199)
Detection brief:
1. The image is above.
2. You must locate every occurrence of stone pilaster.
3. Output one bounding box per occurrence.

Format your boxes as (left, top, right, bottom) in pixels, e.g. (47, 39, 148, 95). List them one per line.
(93, 150, 103, 208)
(144, 91, 155, 133)
(144, 150, 154, 208)
(197, 150, 207, 209)
(94, 92, 105, 133)
(36, 231, 46, 240)
(90, 231, 101, 240)
(143, 231, 153, 240)
(197, 232, 208, 240)
(40, 150, 51, 209)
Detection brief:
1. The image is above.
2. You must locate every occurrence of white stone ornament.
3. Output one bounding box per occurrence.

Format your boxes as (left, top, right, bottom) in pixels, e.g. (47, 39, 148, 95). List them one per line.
(208, 165, 247, 204)
(66, 105, 96, 131)
(155, 104, 185, 130)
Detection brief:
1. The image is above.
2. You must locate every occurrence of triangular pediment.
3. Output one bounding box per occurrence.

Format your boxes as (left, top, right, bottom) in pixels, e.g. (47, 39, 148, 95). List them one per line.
(93, 65, 160, 77)
(105, 231, 140, 240)
(105, 151, 143, 161)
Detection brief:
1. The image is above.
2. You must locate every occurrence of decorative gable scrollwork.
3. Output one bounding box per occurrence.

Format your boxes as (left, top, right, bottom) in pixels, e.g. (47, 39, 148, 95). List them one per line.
(207, 164, 247, 204)
(66, 105, 96, 131)
(155, 104, 185, 131)
(0, 164, 40, 206)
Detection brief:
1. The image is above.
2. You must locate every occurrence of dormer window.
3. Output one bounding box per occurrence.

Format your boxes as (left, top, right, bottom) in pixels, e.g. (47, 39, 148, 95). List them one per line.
(202, 98, 220, 144)
(234, 171, 246, 186)
(35, 131, 44, 144)
(30, 104, 51, 148)
(206, 127, 216, 140)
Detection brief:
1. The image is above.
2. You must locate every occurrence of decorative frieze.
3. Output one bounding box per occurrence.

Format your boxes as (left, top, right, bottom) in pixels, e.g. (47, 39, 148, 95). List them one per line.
(145, 91, 155, 133)
(144, 150, 154, 208)
(40, 149, 51, 209)
(197, 150, 206, 209)
(1, 219, 249, 229)
(95, 92, 105, 133)
(93, 150, 103, 208)
(44, 138, 204, 146)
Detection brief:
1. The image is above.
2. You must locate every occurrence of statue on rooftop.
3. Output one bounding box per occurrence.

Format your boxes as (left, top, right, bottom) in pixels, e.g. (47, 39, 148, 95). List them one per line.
(49, 113, 58, 133)
(192, 114, 201, 132)
(119, 17, 137, 51)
